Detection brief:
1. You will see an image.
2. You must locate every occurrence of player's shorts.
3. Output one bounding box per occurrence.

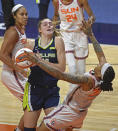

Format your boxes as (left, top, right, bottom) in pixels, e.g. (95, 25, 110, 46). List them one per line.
(1, 69, 27, 101)
(23, 82, 60, 111)
(44, 104, 87, 130)
(61, 31, 88, 59)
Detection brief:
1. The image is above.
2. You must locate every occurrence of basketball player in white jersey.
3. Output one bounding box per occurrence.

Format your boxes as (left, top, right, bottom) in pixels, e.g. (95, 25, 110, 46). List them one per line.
(0, 4, 29, 131)
(53, 0, 95, 90)
(24, 20, 115, 131)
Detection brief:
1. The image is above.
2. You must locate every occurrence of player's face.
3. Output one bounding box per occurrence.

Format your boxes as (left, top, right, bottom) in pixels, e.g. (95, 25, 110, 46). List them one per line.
(39, 19, 54, 36)
(94, 65, 102, 81)
(14, 7, 28, 26)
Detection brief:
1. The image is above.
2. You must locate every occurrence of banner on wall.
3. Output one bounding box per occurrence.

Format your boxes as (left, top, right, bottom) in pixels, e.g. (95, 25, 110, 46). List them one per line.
(0, 0, 118, 45)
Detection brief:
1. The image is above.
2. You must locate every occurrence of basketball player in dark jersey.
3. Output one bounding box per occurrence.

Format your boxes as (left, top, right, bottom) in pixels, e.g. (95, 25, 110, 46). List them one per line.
(22, 18, 66, 131)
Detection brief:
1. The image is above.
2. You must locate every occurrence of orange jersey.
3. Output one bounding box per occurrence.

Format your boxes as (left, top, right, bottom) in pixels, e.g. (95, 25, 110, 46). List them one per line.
(64, 70, 101, 111)
(58, 0, 84, 31)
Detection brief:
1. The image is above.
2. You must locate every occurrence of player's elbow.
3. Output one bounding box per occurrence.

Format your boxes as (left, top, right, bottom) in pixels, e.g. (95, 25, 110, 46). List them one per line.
(58, 61, 66, 72)
(62, 67, 66, 72)
(0, 49, 8, 62)
(59, 66, 66, 72)
(61, 63, 66, 72)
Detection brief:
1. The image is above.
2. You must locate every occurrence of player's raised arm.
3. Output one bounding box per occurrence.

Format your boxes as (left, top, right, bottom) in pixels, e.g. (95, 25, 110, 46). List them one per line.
(80, 20, 107, 66)
(52, 0, 60, 27)
(81, 0, 95, 24)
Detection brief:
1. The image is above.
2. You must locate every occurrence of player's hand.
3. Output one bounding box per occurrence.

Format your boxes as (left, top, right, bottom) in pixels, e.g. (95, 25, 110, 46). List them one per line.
(80, 20, 93, 36)
(24, 51, 41, 64)
(14, 64, 28, 77)
(52, 20, 60, 28)
(19, 69, 28, 78)
(88, 16, 95, 25)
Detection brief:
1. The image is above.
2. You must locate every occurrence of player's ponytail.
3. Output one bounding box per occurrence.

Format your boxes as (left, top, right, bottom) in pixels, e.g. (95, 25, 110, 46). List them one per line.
(100, 64, 115, 91)
(100, 81, 113, 91)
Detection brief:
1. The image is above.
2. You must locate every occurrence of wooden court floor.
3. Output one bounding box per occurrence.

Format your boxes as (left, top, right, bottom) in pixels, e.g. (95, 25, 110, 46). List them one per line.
(0, 37, 118, 131)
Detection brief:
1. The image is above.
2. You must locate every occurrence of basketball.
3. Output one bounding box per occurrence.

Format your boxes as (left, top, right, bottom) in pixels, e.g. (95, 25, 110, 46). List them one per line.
(15, 48, 33, 69)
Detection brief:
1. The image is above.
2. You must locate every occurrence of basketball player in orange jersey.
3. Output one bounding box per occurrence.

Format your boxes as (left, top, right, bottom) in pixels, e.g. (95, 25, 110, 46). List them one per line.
(53, 0, 95, 90)
(0, 4, 29, 131)
(24, 20, 115, 131)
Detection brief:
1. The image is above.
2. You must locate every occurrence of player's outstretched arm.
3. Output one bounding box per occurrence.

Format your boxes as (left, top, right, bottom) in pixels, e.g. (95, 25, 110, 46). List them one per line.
(89, 33, 107, 66)
(25, 52, 90, 85)
(81, 20, 107, 66)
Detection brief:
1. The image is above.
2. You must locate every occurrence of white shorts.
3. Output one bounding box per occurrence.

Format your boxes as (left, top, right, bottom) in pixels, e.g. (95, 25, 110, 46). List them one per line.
(44, 104, 87, 130)
(61, 31, 88, 59)
(1, 69, 27, 101)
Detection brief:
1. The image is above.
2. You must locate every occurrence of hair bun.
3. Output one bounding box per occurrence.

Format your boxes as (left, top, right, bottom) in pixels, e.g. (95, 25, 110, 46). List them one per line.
(100, 81, 113, 91)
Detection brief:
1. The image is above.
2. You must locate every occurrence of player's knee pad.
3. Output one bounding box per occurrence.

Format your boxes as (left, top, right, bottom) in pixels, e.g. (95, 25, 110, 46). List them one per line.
(24, 127, 36, 131)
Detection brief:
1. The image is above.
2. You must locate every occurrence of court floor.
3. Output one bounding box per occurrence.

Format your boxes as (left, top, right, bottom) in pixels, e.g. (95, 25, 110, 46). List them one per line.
(0, 37, 118, 131)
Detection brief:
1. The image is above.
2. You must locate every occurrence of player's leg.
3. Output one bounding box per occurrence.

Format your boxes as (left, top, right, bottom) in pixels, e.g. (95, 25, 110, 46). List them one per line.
(66, 52, 79, 89)
(23, 85, 41, 130)
(60, 31, 76, 73)
(1, 69, 27, 131)
(37, 121, 49, 131)
(42, 105, 79, 130)
(37, 86, 60, 131)
(37, 99, 59, 131)
(74, 32, 88, 75)
(75, 50, 86, 75)
(15, 115, 24, 131)
(4, 88, 25, 131)
(43, 85, 60, 115)
(38, 0, 50, 20)
(1, 0, 15, 29)
(24, 108, 41, 130)
(38, 105, 64, 131)
(66, 52, 77, 74)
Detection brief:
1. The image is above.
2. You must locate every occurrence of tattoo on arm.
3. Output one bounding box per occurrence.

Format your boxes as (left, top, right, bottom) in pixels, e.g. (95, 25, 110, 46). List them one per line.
(89, 34, 106, 63)
(89, 35, 103, 53)
(37, 60, 88, 84)
(63, 74, 89, 84)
